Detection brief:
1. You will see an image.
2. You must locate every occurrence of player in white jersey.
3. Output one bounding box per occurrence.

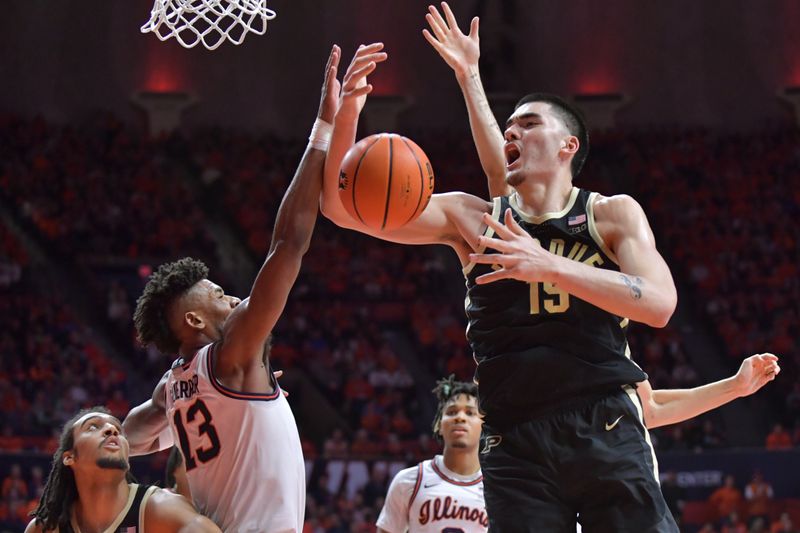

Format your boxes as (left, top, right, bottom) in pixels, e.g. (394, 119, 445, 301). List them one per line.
(122, 43, 387, 532)
(377, 377, 487, 533)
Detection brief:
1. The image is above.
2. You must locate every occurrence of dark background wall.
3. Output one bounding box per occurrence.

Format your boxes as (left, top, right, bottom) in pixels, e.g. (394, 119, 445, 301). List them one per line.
(1, 0, 800, 134)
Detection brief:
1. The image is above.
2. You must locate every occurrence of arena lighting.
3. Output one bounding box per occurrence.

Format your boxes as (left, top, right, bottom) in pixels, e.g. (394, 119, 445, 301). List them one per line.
(571, 92, 627, 131)
(131, 91, 196, 136)
(778, 86, 800, 127)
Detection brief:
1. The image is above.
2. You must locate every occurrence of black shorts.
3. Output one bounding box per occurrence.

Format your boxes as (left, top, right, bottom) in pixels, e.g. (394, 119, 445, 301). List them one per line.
(479, 387, 678, 533)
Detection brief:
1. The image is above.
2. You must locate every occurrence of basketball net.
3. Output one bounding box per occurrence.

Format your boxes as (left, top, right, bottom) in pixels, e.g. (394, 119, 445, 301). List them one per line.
(141, 0, 276, 50)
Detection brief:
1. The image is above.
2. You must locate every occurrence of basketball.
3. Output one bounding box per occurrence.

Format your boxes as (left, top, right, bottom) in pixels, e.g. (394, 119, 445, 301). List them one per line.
(338, 133, 434, 232)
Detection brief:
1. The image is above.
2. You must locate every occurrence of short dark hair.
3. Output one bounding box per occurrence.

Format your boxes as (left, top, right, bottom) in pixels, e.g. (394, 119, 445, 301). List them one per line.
(514, 93, 590, 178)
(431, 375, 478, 441)
(134, 257, 209, 354)
(30, 407, 135, 531)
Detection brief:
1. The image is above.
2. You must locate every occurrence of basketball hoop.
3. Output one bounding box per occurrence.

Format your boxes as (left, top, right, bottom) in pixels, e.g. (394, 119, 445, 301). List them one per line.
(141, 0, 276, 50)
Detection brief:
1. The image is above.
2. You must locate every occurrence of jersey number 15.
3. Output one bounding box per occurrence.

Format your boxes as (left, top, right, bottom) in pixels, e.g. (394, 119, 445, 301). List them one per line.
(529, 281, 570, 314)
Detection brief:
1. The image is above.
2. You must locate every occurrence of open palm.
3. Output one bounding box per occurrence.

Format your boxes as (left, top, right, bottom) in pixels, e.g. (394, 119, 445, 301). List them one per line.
(423, 2, 480, 78)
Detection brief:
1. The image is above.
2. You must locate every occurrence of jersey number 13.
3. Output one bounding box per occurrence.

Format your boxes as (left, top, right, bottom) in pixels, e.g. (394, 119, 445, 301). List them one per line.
(173, 399, 221, 471)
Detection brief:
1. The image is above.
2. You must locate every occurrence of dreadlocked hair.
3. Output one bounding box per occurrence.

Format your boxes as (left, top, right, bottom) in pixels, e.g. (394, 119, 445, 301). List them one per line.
(431, 374, 478, 441)
(134, 257, 209, 354)
(30, 406, 135, 531)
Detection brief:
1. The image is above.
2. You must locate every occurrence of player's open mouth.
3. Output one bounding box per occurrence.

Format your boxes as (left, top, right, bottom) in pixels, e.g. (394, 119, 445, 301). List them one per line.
(102, 437, 121, 450)
(505, 144, 521, 167)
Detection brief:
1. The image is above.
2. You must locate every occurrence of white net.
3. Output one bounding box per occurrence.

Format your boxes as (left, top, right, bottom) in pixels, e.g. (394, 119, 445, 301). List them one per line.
(141, 0, 276, 50)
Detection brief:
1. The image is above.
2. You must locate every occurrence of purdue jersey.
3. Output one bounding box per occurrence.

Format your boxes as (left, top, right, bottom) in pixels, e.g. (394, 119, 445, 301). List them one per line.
(65, 483, 157, 533)
(165, 343, 305, 532)
(464, 188, 647, 426)
(377, 455, 487, 533)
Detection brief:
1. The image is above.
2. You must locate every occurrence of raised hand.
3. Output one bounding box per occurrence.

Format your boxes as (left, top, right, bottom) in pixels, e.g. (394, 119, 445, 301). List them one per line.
(339, 43, 388, 118)
(469, 209, 556, 284)
(423, 2, 480, 79)
(733, 353, 780, 397)
(318, 44, 341, 123)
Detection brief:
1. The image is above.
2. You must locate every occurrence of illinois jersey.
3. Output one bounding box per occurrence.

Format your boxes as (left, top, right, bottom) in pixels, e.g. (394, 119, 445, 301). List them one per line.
(165, 342, 305, 532)
(377, 455, 487, 533)
(464, 188, 647, 426)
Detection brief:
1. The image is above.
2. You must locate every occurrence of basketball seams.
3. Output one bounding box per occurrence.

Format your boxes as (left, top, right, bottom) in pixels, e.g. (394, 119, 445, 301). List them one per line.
(380, 135, 395, 230)
(399, 136, 425, 228)
(351, 135, 383, 227)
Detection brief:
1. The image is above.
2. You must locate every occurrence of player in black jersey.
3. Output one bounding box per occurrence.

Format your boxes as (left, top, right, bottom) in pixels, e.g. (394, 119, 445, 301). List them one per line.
(322, 13, 676, 533)
(26, 407, 219, 533)
(321, 5, 778, 532)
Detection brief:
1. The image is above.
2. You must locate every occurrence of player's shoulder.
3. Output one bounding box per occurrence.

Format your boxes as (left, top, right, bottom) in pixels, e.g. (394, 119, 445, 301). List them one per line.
(388, 462, 426, 491)
(23, 519, 45, 533)
(591, 193, 647, 225)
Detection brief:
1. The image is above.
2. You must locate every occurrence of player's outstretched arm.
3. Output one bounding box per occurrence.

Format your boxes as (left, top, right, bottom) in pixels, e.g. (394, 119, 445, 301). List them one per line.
(470, 195, 677, 327)
(638, 353, 780, 429)
(423, 2, 509, 199)
(144, 488, 222, 533)
(321, 42, 386, 228)
(123, 372, 172, 456)
(218, 45, 340, 370)
(320, 43, 490, 254)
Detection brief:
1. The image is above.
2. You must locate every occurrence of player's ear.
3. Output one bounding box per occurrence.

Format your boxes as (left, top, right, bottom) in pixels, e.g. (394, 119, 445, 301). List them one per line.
(561, 136, 579, 155)
(63, 452, 74, 466)
(185, 311, 204, 331)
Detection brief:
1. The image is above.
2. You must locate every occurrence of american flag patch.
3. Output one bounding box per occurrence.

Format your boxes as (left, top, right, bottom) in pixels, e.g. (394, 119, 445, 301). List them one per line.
(568, 214, 587, 226)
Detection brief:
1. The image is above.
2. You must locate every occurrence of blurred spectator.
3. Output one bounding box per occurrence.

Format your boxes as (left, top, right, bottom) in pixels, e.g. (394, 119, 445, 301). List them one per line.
(709, 475, 744, 522)
(765, 423, 793, 450)
(323, 429, 350, 459)
(770, 512, 797, 533)
(745, 471, 775, 526)
(1, 464, 27, 500)
(721, 511, 748, 533)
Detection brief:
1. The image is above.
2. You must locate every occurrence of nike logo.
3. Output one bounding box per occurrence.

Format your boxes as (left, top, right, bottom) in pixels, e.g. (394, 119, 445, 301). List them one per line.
(424, 483, 439, 488)
(605, 415, 624, 431)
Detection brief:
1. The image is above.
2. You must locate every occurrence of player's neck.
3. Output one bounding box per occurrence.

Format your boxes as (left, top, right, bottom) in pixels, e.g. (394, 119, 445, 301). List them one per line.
(73, 477, 130, 533)
(512, 177, 573, 218)
(442, 448, 480, 477)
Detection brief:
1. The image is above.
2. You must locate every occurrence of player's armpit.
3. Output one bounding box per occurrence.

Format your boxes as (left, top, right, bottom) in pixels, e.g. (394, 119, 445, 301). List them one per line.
(123, 373, 170, 456)
(593, 194, 677, 327)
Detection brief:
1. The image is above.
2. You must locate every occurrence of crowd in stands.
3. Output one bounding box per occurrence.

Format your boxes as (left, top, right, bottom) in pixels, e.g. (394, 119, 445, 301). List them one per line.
(1, 113, 799, 531)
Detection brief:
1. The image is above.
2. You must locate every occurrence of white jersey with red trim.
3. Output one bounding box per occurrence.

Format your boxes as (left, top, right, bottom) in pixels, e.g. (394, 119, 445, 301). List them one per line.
(377, 455, 487, 533)
(165, 343, 305, 532)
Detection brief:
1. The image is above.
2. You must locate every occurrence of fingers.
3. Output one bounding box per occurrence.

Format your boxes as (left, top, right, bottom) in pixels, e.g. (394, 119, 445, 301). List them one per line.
(504, 208, 527, 236)
(469, 16, 479, 38)
(476, 235, 515, 253)
(469, 252, 511, 266)
(324, 44, 340, 77)
(482, 211, 517, 241)
(343, 62, 379, 93)
(475, 268, 510, 284)
(273, 370, 283, 379)
(422, 28, 443, 51)
(426, 6, 449, 38)
(440, 2, 461, 33)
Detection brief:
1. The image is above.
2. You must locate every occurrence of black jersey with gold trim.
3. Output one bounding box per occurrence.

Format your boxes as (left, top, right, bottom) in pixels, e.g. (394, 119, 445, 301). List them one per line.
(464, 188, 647, 426)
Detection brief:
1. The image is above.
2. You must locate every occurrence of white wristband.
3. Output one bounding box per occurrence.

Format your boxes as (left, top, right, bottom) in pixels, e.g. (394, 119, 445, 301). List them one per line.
(309, 118, 333, 151)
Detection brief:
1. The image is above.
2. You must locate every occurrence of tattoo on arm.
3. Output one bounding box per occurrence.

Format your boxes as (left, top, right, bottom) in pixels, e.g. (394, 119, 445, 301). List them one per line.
(620, 274, 643, 300)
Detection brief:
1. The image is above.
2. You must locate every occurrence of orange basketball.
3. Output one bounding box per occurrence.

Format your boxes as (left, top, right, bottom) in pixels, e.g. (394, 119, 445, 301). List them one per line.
(338, 133, 434, 232)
